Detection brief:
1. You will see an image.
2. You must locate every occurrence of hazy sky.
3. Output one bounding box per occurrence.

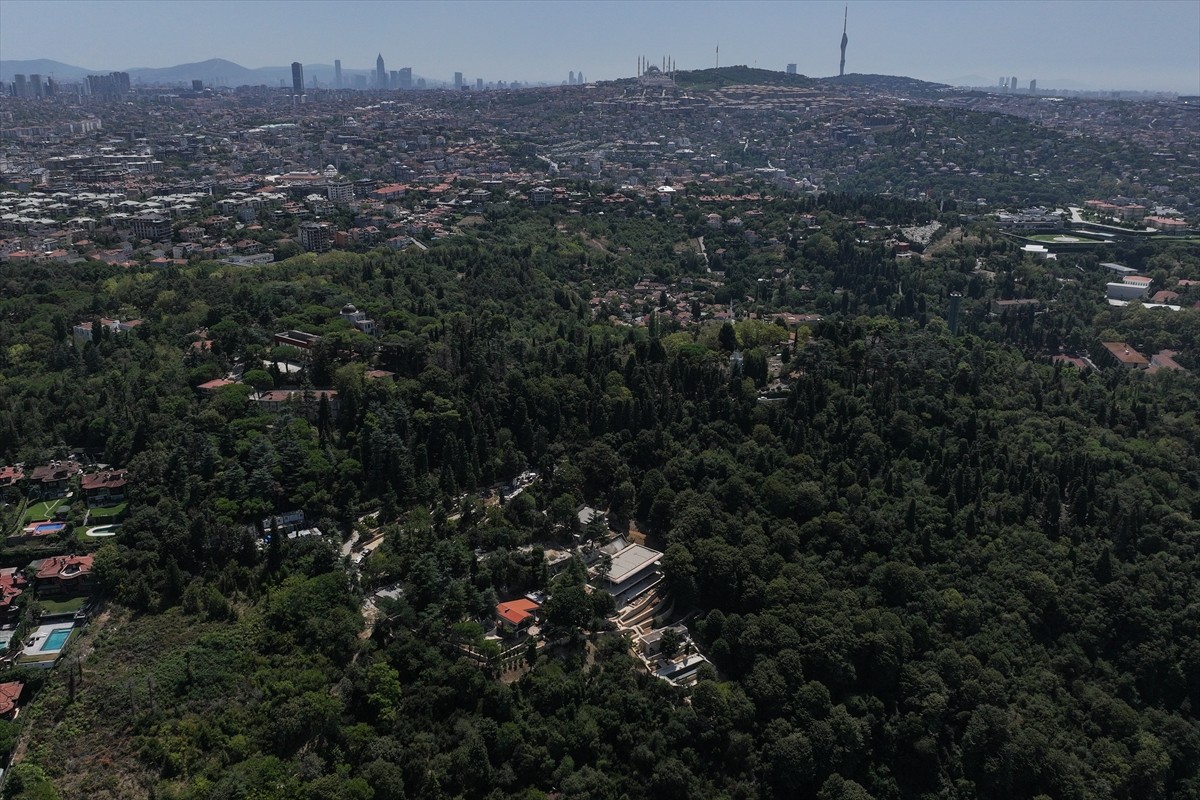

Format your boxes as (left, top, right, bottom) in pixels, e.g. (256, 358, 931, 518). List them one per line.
(1, 0, 1197, 93)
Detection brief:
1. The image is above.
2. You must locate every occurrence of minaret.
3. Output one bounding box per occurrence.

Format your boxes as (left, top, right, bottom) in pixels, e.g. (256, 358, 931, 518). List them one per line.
(839, 6, 849, 77)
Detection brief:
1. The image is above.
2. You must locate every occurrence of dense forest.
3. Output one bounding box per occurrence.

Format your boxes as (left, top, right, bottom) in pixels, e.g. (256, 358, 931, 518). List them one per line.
(0, 196, 1198, 800)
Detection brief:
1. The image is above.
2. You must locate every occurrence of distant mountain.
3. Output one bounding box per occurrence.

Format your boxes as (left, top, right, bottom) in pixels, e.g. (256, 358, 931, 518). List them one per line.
(120, 58, 261, 85)
(0, 59, 96, 81)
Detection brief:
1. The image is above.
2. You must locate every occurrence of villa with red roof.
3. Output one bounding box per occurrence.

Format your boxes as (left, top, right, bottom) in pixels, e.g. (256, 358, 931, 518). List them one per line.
(0, 568, 27, 625)
(29, 555, 95, 598)
(81, 469, 128, 507)
(197, 378, 240, 396)
(496, 598, 540, 633)
(0, 464, 24, 488)
(0, 681, 23, 719)
(27, 460, 81, 499)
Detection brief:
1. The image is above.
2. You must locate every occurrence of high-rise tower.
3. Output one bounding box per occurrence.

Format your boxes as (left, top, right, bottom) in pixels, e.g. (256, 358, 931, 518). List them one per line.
(376, 54, 386, 89)
(839, 6, 848, 77)
(291, 62, 304, 96)
(334, 59, 342, 88)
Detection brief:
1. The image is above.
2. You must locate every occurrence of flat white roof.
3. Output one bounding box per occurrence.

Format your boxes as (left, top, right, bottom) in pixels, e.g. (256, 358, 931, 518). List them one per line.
(606, 544, 662, 585)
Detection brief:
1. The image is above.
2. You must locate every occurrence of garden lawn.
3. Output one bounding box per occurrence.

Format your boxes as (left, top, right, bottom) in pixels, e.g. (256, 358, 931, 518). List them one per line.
(22, 498, 68, 524)
(39, 596, 88, 615)
(87, 502, 127, 521)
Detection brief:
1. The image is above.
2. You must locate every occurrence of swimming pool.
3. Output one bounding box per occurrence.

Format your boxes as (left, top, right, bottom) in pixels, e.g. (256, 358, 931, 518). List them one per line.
(40, 628, 71, 652)
(28, 522, 66, 534)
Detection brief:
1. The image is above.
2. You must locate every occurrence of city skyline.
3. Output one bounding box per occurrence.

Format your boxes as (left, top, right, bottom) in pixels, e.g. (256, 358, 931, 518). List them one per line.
(1, 0, 1198, 94)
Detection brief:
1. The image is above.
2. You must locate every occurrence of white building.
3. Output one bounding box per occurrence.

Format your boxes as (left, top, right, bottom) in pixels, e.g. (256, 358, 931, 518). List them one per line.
(339, 303, 376, 335)
(593, 538, 663, 606)
(1106, 275, 1152, 301)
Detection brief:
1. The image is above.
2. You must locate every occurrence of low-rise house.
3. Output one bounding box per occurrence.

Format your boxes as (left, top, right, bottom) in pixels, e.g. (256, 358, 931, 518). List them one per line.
(577, 505, 606, 528)
(1106, 275, 1152, 301)
(1145, 215, 1188, 231)
(30, 555, 95, 598)
(0, 464, 24, 488)
(254, 510, 307, 538)
(635, 623, 691, 658)
(81, 469, 128, 507)
(593, 538, 663, 606)
(273, 329, 321, 356)
(0, 681, 23, 719)
(1149, 350, 1186, 373)
(72, 317, 143, 343)
(339, 303, 376, 335)
(0, 568, 27, 625)
(496, 598, 541, 634)
(249, 389, 340, 421)
(991, 298, 1041, 314)
(27, 460, 81, 498)
(1100, 341, 1149, 369)
(197, 378, 240, 396)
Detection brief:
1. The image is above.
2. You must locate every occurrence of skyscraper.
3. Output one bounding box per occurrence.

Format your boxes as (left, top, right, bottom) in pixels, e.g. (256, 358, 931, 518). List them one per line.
(476, 77, 483, 90)
(376, 54, 386, 89)
(399, 67, 412, 89)
(1011, 76, 1018, 92)
(1029, 78, 1037, 93)
(786, 63, 797, 75)
(569, 70, 575, 85)
(839, 6, 848, 77)
(454, 71, 463, 89)
(291, 62, 304, 96)
(334, 59, 342, 89)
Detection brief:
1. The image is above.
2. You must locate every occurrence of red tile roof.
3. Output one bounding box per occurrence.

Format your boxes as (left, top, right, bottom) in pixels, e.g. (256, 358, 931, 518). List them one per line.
(28, 461, 81, 483)
(0, 568, 26, 608)
(1101, 342, 1148, 366)
(496, 598, 540, 626)
(34, 554, 94, 581)
(81, 469, 128, 492)
(0, 681, 22, 717)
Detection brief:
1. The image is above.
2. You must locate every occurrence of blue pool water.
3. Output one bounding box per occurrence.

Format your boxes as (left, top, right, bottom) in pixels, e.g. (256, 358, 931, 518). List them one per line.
(40, 628, 71, 652)
(34, 523, 65, 534)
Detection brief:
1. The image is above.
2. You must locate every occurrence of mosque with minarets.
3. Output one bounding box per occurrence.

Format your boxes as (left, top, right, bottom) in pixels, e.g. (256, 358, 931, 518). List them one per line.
(637, 56, 676, 88)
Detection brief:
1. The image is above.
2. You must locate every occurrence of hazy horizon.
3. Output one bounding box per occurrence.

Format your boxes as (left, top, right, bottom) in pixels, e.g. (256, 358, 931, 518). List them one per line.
(1, 0, 1197, 94)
